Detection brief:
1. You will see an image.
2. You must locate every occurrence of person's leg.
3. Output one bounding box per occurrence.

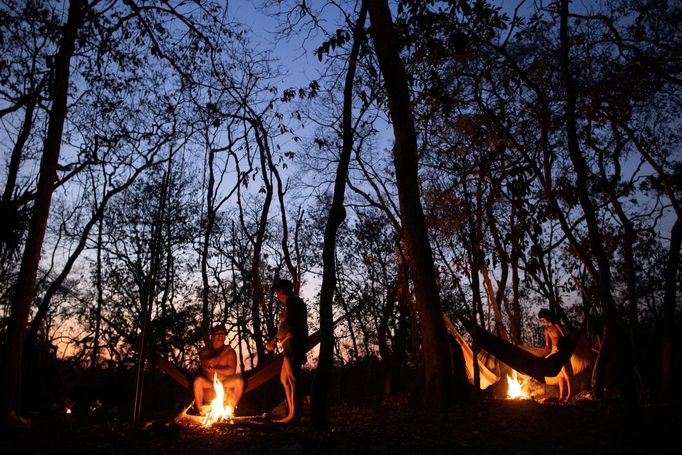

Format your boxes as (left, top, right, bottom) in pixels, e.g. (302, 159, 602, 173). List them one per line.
(558, 375, 566, 401)
(223, 375, 244, 409)
(276, 357, 296, 423)
(193, 376, 211, 415)
(291, 361, 302, 423)
(561, 369, 571, 401)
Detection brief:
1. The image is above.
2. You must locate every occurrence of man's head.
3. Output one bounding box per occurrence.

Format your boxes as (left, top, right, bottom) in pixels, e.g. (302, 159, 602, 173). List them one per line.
(538, 308, 553, 325)
(210, 323, 227, 341)
(273, 279, 294, 303)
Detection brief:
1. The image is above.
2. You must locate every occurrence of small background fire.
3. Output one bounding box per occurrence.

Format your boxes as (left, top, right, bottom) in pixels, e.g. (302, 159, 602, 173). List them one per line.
(506, 370, 530, 399)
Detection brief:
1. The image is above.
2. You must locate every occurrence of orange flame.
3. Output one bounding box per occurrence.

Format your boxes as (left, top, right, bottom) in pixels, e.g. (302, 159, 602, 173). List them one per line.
(201, 373, 234, 426)
(506, 370, 530, 399)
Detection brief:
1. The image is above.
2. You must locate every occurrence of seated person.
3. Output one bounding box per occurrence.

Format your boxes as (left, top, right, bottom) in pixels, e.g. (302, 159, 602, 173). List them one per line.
(193, 324, 244, 415)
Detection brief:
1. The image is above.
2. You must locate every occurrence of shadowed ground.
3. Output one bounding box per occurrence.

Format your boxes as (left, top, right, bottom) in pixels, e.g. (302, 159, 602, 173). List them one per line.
(2, 398, 679, 454)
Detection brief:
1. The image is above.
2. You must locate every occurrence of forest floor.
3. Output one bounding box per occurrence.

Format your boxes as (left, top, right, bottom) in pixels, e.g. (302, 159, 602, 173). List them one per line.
(2, 395, 679, 454)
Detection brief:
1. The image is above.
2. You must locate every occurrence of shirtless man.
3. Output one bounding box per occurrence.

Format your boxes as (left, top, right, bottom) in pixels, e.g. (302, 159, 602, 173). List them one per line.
(265, 279, 308, 423)
(193, 324, 244, 415)
(538, 308, 572, 402)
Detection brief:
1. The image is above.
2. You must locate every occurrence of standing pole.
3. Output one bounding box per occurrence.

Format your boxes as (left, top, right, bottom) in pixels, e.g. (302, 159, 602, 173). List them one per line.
(132, 164, 170, 426)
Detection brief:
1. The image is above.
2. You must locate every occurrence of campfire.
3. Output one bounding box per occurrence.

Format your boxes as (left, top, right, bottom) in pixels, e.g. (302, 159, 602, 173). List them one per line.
(201, 373, 234, 426)
(506, 370, 530, 399)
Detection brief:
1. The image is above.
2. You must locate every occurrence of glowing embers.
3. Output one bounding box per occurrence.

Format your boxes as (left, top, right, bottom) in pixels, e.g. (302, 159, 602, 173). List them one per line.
(506, 369, 530, 399)
(201, 373, 234, 426)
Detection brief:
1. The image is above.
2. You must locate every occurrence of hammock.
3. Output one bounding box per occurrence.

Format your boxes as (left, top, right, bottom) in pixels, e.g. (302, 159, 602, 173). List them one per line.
(242, 330, 320, 393)
(443, 314, 499, 389)
(518, 333, 594, 384)
(150, 330, 322, 393)
(454, 316, 590, 385)
(101, 315, 324, 394)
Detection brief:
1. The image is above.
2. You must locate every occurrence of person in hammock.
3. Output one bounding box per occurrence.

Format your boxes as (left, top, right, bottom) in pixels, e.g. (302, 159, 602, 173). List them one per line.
(193, 324, 244, 415)
(538, 308, 572, 402)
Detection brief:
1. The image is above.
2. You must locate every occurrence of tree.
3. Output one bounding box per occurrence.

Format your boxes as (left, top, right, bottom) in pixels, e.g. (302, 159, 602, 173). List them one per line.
(367, 0, 455, 406)
(558, 0, 636, 409)
(311, 1, 367, 429)
(0, 0, 86, 419)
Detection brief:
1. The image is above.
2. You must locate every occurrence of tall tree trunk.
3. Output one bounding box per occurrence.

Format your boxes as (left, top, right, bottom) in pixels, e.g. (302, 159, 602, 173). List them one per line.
(311, 2, 367, 430)
(559, 0, 636, 409)
(159, 185, 176, 356)
(390, 255, 411, 394)
(510, 197, 522, 344)
(337, 272, 360, 362)
(91, 219, 104, 369)
(201, 148, 218, 343)
(468, 223, 483, 391)
(251, 122, 274, 363)
(596, 147, 639, 348)
(480, 264, 510, 341)
(661, 218, 680, 398)
(367, 0, 455, 406)
(485, 192, 514, 341)
(133, 165, 170, 426)
(378, 281, 397, 397)
(0, 0, 85, 417)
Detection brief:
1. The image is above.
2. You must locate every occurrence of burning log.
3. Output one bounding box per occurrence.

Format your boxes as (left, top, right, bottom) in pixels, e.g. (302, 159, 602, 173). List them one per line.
(506, 370, 531, 399)
(201, 373, 234, 426)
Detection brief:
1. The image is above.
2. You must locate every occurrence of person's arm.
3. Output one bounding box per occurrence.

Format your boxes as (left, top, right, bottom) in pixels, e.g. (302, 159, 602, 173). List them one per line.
(542, 330, 552, 357)
(265, 326, 292, 352)
(276, 303, 294, 341)
(266, 302, 294, 351)
(275, 321, 294, 343)
(212, 348, 237, 376)
(199, 348, 214, 376)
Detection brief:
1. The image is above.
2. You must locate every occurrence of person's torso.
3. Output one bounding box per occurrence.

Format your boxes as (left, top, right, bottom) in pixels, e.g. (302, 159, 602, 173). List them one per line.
(204, 346, 235, 376)
(546, 325, 562, 352)
(281, 296, 308, 338)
